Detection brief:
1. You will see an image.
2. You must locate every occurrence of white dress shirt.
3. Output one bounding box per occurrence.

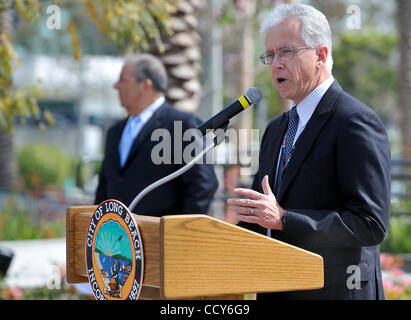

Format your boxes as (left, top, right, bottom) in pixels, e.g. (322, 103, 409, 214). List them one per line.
(128, 95, 165, 140)
(291, 75, 335, 145)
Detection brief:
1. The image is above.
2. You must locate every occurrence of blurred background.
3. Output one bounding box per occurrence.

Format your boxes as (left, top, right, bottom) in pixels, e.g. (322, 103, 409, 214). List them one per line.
(0, 0, 410, 300)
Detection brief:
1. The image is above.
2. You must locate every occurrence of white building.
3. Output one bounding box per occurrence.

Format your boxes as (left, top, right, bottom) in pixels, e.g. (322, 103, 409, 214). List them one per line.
(13, 54, 126, 157)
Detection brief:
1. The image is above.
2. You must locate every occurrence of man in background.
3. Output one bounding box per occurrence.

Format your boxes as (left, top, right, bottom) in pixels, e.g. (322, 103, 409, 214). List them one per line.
(95, 54, 218, 216)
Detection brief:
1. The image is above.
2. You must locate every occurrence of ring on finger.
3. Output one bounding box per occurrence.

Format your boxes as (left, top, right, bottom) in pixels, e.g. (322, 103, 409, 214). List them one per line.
(251, 208, 254, 215)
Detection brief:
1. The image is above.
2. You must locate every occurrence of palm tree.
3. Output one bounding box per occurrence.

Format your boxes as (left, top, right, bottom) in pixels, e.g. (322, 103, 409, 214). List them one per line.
(0, 2, 16, 190)
(155, 0, 202, 113)
(397, 0, 411, 160)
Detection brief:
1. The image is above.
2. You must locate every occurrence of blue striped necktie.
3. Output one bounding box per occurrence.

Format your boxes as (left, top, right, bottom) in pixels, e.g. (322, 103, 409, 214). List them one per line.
(274, 106, 299, 198)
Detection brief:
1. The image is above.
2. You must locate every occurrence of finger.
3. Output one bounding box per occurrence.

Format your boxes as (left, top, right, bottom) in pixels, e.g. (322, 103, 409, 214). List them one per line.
(233, 188, 263, 200)
(236, 213, 261, 224)
(227, 205, 258, 216)
(227, 198, 262, 208)
(261, 175, 273, 196)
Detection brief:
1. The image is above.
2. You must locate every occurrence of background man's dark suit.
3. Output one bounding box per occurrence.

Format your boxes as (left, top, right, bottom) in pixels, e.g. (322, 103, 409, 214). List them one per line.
(244, 80, 391, 299)
(95, 101, 218, 216)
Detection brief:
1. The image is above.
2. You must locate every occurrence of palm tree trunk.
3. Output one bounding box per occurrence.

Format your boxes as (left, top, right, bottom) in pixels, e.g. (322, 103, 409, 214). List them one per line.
(156, 0, 202, 114)
(0, 129, 16, 190)
(0, 4, 16, 191)
(398, 0, 411, 160)
(235, 0, 256, 134)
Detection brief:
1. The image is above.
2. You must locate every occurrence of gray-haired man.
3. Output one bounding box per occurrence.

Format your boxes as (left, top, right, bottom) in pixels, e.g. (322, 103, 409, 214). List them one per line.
(228, 4, 391, 300)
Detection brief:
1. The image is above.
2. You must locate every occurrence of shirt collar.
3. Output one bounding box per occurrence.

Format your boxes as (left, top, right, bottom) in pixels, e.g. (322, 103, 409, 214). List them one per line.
(291, 75, 334, 126)
(130, 96, 165, 125)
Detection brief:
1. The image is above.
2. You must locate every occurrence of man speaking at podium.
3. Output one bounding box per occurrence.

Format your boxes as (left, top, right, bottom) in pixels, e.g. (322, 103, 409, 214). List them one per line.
(227, 4, 391, 300)
(95, 54, 218, 216)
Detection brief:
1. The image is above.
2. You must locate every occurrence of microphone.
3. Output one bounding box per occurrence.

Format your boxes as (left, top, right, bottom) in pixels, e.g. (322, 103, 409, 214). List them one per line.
(128, 87, 262, 212)
(196, 87, 263, 136)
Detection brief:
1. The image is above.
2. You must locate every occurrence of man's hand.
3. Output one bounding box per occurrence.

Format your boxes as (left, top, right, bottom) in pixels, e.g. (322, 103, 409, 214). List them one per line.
(227, 175, 286, 230)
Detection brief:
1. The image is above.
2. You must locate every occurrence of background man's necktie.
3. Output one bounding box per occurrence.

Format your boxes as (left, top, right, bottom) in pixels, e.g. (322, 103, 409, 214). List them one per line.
(119, 116, 140, 167)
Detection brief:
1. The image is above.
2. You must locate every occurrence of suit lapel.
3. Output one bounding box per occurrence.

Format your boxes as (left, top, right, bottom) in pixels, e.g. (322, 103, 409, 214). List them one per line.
(277, 80, 342, 201)
(260, 113, 289, 190)
(114, 119, 127, 172)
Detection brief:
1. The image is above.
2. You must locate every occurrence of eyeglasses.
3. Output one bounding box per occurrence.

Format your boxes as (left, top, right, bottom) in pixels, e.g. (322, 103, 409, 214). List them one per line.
(259, 46, 314, 65)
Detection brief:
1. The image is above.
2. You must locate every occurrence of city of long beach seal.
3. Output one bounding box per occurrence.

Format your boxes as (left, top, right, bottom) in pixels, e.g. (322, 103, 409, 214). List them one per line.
(85, 199, 143, 300)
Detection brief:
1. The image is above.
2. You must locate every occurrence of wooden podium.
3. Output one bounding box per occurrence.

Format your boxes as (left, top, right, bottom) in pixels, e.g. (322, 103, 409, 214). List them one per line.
(66, 205, 324, 299)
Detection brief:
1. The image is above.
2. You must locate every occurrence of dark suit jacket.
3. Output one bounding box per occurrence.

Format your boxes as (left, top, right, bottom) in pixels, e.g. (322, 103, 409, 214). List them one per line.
(95, 102, 218, 216)
(243, 80, 391, 300)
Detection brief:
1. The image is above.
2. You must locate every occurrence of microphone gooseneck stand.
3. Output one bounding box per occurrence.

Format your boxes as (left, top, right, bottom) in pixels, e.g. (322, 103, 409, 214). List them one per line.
(128, 126, 228, 213)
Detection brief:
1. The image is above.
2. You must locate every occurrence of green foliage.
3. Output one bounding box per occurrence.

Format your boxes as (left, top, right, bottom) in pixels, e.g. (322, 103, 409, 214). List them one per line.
(19, 284, 91, 300)
(0, 0, 53, 133)
(17, 143, 74, 191)
(0, 267, 92, 300)
(0, 196, 66, 240)
(81, 0, 177, 54)
(383, 192, 411, 254)
(254, 66, 282, 120)
(0, 0, 11, 10)
(382, 216, 411, 254)
(333, 31, 398, 118)
(14, 0, 42, 22)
